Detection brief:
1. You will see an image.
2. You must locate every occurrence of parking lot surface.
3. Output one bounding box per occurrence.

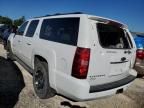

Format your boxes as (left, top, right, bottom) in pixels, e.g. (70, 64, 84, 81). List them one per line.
(0, 44, 144, 108)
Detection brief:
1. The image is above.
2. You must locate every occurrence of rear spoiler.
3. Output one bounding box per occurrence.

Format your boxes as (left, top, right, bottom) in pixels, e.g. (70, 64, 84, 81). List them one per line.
(88, 16, 127, 28)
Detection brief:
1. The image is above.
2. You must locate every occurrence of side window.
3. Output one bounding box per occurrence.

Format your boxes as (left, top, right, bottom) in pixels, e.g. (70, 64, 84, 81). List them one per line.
(16, 21, 28, 35)
(40, 18, 80, 46)
(26, 20, 39, 37)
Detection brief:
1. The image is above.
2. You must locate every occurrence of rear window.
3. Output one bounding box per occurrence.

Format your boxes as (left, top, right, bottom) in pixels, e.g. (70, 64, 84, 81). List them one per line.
(40, 18, 80, 46)
(97, 23, 131, 49)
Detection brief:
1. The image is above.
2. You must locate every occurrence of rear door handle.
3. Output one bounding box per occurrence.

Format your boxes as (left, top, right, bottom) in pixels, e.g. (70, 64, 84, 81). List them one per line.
(124, 50, 132, 54)
(110, 57, 128, 64)
(127, 50, 132, 54)
(26, 43, 31, 45)
(18, 40, 21, 42)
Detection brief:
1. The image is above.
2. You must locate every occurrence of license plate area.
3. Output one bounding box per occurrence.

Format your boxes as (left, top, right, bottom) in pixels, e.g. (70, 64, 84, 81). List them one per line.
(109, 63, 128, 76)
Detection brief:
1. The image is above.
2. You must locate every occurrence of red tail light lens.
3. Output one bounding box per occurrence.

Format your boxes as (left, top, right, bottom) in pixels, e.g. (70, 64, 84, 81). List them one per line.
(136, 49, 144, 59)
(72, 47, 90, 79)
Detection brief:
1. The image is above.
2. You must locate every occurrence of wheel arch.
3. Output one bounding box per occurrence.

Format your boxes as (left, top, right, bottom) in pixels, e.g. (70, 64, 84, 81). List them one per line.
(34, 55, 48, 65)
(32, 52, 57, 91)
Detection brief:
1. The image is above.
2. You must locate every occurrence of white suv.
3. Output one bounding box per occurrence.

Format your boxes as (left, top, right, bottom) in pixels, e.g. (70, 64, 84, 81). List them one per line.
(7, 13, 137, 101)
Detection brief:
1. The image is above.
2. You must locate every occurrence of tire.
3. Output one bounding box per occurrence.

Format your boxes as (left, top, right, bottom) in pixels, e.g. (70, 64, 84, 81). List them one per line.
(33, 58, 55, 99)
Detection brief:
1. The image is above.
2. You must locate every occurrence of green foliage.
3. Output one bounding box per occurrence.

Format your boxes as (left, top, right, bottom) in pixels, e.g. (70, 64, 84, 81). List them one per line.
(0, 16, 26, 27)
(0, 16, 13, 25)
(14, 16, 26, 26)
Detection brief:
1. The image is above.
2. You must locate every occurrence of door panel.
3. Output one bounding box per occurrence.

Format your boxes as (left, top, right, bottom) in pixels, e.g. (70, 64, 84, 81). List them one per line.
(13, 21, 29, 58)
(20, 20, 39, 67)
(21, 37, 33, 67)
(12, 35, 22, 57)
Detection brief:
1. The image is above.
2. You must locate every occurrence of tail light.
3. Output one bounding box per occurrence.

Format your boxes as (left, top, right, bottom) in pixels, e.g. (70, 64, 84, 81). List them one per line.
(72, 47, 90, 79)
(136, 49, 144, 60)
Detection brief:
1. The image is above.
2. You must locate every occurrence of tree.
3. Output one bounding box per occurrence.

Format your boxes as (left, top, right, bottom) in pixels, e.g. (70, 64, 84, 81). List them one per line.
(0, 16, 13, 25)
(0, 15, 26, 27)
(13, 16, 25, 26)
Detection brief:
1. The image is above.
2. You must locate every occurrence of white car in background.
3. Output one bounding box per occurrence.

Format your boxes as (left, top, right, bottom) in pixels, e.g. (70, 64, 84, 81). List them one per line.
(7, 13, 137, 101)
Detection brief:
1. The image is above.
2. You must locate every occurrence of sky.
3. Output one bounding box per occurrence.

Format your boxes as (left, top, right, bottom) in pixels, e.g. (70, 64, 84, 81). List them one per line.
(0, 0, 144, 32)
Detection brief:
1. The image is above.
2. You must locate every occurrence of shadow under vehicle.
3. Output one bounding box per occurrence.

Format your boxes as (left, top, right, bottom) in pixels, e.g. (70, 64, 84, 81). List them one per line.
(0, 56, 25, 108)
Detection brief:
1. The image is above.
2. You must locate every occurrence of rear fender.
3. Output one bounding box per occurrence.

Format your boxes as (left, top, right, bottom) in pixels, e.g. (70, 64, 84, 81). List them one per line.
(31, 49, 57, 91)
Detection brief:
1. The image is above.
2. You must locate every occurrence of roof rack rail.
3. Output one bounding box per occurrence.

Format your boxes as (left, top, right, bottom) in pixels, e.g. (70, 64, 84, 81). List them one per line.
(35, 12, 83, 18)
(45, 12, 83, 17)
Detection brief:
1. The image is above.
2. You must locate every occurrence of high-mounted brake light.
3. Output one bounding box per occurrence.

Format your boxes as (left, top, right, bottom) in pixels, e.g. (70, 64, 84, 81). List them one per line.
(72, 47, 90, 79)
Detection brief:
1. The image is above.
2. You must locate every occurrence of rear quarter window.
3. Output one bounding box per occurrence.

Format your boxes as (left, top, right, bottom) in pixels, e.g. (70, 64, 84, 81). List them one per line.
(97, 23, 131, 49)
(40, 18, 80, 46)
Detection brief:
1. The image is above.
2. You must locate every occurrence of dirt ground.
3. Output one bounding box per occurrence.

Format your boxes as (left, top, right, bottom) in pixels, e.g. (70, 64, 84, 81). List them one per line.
(0, 44, 144, 108)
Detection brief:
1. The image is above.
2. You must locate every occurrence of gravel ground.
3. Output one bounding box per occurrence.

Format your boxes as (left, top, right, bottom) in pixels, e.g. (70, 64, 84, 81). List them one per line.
(0, 44, 144, 108)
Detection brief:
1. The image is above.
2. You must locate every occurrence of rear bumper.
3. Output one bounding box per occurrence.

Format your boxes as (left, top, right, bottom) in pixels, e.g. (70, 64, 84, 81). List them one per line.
(55, 69, 137, 101)
(90, 75, 135, 93)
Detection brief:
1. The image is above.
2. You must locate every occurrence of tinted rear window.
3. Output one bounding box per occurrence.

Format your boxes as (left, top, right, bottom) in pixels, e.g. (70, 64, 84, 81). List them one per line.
(97, 23, 131, 49)
(40, 18, 80, 46)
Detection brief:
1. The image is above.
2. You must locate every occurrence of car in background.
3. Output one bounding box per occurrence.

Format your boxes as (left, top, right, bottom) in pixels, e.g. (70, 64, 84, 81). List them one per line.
(0, 24, 17, 49)
(0, 24, 5, 42)
(0, 24, 9, 38)
(0, 24, 4, 36)
(134, 35, 144, 49)
(133, 35, 144, 76)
